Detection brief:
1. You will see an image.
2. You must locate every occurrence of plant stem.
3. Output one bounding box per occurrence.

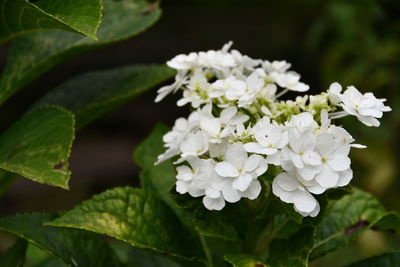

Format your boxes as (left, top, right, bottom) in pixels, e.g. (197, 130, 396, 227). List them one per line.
(254, 217, 290, 258)
(200, 235, 213, 267)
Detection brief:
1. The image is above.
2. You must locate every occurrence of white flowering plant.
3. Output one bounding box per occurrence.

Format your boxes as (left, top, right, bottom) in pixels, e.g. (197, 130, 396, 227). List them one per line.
(0, 0, 399, 264)
(140, 42, 398, 266)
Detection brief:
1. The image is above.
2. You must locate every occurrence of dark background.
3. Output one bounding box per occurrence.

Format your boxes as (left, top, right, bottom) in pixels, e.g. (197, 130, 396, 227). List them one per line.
(0, 0, 399, 266)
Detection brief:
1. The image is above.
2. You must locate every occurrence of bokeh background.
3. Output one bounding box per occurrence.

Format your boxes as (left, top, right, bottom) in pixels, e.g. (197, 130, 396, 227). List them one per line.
(0, 0, 399, 266)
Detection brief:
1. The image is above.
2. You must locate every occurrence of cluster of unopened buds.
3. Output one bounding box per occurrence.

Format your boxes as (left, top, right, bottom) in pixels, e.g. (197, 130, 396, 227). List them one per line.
(155, 42, 391, 217)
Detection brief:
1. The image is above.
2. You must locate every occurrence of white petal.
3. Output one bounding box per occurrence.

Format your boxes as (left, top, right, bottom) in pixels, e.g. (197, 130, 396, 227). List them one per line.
(225, 143, 248, 168)
(337, 168, 353, 187)
(201, 118, 221, 136)
(274, 172, 299, 191)
(357, 115, 380, 127)
(232, 174, 253, 191)
(308, 201, 320, 217)
(205, 188, 221, 198)
(176, 166, 193, 181)
(215, 162, 239, 177)
(302, 151, 321, 166)
(240, 180, 261, 200)
(222, 187, 241, 203)
(176, 181, 189, 194)
(244, 154, 262, 172)
(220, 106, 237, 122)
(289, 152, 304, 169)
(293, 190, 317, 213)
(203, 196, 225, 210)
(244, 142, 277, 155)
(327, 154, 351, 171)
(315, 164, 339, 188)
(255, 158, 268, 176)
(272, 181, 295, 203)
(306, 183, 326, 195)
(297, 165, 320, 181)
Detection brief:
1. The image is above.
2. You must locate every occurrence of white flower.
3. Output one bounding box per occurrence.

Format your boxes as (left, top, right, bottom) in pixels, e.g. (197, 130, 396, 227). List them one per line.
(286, 129, 321, 169)
(312, 133, 351, 188)
(177, 69, 211, 108)
(213, 76, 246, 100)
(215, 143, 267, 192)
(341, 86, 391, 127)
(167, 52, 199, 70)
(262, 60, 291, 73)
(237, 72, 265, 107)
(244, 117, 288, 155)
(289, 112, 318, 132)
(272, 171, 320, 217)
(179, 131, 209, 158)
(176, 157, 226, 210)
(155, 43, 391, 215)
(155, 71, 188, 103)
(156, 113, 200, 164)
(327, 82, 342, 105)
(200, 106, 248, 143)
(270, 72, 309, 92)
(198, 50, 236, 70)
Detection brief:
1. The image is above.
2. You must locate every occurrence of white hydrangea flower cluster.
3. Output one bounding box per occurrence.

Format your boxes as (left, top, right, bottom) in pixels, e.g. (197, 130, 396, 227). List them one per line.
(155, 42, 391, 216)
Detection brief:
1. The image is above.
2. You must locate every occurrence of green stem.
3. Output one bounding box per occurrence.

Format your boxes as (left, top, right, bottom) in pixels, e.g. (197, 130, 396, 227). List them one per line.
(254, 217, 290, 258)
(200, 235, 213, 267)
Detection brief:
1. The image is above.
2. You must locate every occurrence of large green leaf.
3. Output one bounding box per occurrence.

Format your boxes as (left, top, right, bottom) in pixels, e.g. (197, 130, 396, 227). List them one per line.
(0, 0, 102, 43)
(0, 170, 15, 196)
(311, 188, 400, 260)
(224, 254, 267, 267)
(34, 65, 175, 128)
(25, 244, 67, 267)
(48, 187, 202, 261)
(0, 0, 161, 105)
(0, 239, 27, 267)
(345, 251, 400, 267)
(0, 106, 74, 189)
(267, 227, 315, 267)
(133, 124, 177, 206)
(0, 213, 121, 266)
(111, 243, 182, 267)
(192, 208, 241, 243)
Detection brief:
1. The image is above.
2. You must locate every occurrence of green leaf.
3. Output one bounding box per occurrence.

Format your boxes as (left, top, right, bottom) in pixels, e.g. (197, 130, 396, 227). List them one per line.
(0, 170, 15, 197)
(25, 244, 67, 267)
(224, 254, 267, 267)
(345, 251, 400, 267)
(0, 0, 102, 43)
(0, 213, 122, 266)
(193, 208, 241, 243)
(47, 187, 202, 261)
(0, 0, 161, 105)
(267, 227, 314, 267)
(0, 239, 27, 267)
(0, 106, 74, 189)
(373, 212, 400, 234)
(34, 65, 175, 128)
(133, 124, 177, 206)
(311, 188, 399, 260)
(111, 242, 182, 267)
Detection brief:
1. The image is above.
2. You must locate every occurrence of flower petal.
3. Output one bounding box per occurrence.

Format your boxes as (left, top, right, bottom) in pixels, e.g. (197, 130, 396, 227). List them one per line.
(302, 151, 321, 166)
(203, 196, 225, 210)
(315, 164, 339, 188)
(232, 174, 253, 191)
(240, 180, 262, 200)
(327, 154, 351, 172)
(215, 162, 239, 177)
(293, 190, 317, 213)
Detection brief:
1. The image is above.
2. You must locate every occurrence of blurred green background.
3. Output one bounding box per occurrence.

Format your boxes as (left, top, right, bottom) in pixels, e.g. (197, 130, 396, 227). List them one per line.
(0, 0, 399, 266)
